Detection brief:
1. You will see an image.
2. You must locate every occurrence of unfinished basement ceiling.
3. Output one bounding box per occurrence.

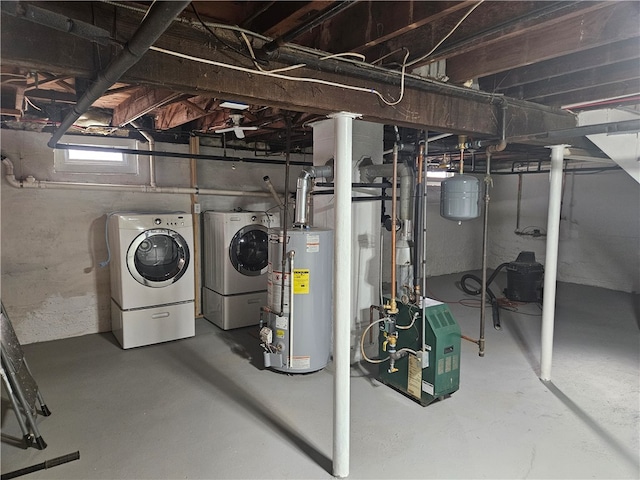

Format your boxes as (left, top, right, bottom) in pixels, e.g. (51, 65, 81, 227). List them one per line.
(1, 1, 639, 165)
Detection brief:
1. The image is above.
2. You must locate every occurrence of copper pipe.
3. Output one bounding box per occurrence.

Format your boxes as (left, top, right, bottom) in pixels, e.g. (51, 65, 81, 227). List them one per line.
(389, 143, 399, 313)
(461, 334, 480, 345)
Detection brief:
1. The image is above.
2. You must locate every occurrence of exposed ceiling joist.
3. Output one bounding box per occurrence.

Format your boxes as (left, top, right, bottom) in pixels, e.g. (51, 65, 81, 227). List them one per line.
(446, 1, 640, 82)
(155, 96, 218, 130)
(112, 87, 183, 127)
(481, 38, 640, 92)
(0, 9, 576, 138)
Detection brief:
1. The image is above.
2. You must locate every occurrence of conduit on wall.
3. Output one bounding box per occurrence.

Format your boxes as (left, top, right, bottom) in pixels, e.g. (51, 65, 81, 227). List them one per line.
(1, 157, 276, 198)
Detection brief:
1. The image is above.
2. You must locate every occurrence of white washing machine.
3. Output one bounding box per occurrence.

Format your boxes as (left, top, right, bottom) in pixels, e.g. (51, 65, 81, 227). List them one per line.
(108, 212, 195, 348)
(203, 210, 278, 330)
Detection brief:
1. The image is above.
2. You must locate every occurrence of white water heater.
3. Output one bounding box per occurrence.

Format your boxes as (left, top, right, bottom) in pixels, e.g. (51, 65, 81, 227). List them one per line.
(440, 174, 481, 221)
(261, 227, 333, 373)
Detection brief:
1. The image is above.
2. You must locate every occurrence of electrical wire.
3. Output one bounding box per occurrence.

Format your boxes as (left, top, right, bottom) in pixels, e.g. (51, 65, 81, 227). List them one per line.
(148, 45, 407, 107)
(406, 0, 484, 68)
(190, 3, 256, 62)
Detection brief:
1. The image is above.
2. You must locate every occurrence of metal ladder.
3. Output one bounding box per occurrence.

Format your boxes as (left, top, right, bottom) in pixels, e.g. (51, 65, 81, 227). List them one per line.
(1, 303, 51, 450)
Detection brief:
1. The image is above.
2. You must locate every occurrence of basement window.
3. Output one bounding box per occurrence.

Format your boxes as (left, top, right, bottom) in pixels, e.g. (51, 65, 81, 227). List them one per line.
(54, 136, 139, 174)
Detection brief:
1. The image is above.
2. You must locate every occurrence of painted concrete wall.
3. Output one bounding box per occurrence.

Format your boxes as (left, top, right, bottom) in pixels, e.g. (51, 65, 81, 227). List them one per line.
(488, 168, 639, 293)
(1, 130, 303, 344)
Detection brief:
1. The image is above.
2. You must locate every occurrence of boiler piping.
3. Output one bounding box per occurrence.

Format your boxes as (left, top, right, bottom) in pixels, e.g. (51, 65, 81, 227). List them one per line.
(478, 100, 508, 356)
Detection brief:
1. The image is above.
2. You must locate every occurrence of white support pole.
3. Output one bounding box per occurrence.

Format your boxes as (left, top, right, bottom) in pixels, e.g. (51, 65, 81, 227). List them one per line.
(330, 111, 359, 478)
(540, 144, 567, 381)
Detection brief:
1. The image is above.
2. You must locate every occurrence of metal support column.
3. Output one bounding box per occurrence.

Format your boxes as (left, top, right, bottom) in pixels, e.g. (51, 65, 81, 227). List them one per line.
(330, 111, 360, 478)
(540, 144, 567, 381)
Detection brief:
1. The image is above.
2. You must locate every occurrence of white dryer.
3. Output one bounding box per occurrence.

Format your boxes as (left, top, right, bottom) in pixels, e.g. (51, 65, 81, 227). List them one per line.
(108, 213, 195, 348)
(203, 211, 278, 330)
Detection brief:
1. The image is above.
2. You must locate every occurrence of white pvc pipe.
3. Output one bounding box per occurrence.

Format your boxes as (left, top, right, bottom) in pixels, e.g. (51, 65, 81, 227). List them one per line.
(540, 144, 566, 381)
(330, 111, 359, 479)
(2, 158, 275, 197)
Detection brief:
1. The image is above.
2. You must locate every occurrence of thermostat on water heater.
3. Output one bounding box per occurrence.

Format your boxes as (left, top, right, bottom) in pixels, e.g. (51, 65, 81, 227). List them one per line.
(259, 327, 273, 344)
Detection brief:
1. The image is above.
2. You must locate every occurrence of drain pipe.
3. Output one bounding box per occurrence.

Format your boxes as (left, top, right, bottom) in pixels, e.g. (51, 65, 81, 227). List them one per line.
(478, 100, 508, 357)
(47, 1, 189, 149)
(130, 120, 156, 187)
(540, 145, 567, 381)
(331, 112, 360, 479)
(263, 176, 285, 211)
(1, 156, 275, 197)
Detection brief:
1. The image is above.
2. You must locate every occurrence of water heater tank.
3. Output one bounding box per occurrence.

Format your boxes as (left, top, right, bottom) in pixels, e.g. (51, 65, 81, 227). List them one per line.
(263, 227, 333, 373)
(440, 174, 481, 221)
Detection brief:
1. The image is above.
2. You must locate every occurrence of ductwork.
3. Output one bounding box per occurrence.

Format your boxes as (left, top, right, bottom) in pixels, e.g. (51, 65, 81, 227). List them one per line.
(359, 163, 414, 220)
(294, 165, 334, 226)
(47, 1, 190, 149)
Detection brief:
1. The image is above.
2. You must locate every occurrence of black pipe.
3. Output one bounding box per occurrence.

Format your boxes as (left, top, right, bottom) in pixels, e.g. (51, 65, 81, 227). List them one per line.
(1, 451, 80, 480)
(316, 182, 393, 188)
(47, 1, 190, 148)
(264, 47, 507, 106)
(0, 2, 113, 45)
(50, 143, 312, 166)
(508, 119, 640, 144)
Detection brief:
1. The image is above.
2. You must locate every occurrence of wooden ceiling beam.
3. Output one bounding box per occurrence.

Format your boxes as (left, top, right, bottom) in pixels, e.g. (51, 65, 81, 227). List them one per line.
(259, 1, 334, 38)
(536, 81, 640, 109)
(0, 7, 576, 139)
(296, 1, 471, 54)
(112, 87, 183, 127)
(155, 96, 218, 130)
(446, 1, 640, 83)
(480, 38, 640, 92)
(502, 60, 640, 102)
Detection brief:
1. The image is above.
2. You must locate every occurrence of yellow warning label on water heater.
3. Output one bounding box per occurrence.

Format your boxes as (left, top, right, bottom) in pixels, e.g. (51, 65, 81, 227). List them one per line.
(293, 269, 310, 294)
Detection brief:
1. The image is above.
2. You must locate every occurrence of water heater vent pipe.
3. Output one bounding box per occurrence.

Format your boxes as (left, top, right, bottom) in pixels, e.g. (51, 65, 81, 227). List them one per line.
(294, 165, 334, 226)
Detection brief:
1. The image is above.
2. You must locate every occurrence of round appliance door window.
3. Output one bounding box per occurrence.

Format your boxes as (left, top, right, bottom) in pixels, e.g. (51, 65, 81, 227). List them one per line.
(230, 225, 268, 276)
(127, 229, 190, 287)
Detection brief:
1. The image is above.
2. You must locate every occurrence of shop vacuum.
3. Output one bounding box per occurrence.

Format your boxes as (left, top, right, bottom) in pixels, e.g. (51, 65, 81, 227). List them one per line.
(461, 251, 544, 329)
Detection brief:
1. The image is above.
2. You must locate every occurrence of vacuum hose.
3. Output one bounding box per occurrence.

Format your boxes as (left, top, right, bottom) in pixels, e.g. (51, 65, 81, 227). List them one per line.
(460, 263, 509, 330)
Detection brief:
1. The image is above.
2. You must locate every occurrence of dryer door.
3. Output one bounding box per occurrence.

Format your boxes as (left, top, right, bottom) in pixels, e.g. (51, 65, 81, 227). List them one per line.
(127, 229, 190, 287)
(229, 224, 268, 277)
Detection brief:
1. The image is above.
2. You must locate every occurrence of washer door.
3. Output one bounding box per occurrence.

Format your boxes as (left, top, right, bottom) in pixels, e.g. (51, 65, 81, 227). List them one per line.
(229, 224, 268, 276)
(127, 229, 190, 287)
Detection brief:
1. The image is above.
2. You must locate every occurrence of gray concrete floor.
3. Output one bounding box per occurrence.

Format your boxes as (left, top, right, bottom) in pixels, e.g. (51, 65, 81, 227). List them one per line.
(2, 273, 639, 479)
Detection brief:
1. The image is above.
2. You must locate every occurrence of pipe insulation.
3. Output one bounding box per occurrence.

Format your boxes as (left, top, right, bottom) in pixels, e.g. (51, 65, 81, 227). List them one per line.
(359, 162, 414, 220)
(47, 1, 190, 148)
(1, 157, 275, 198)
(331, 112, 359, 479)
(540, 145, 567, 381)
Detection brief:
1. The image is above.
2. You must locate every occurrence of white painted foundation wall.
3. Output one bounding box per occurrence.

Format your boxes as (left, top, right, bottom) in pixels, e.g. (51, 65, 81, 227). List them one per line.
(488, 168, 639, 293)
(1, 130, 305, 344)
